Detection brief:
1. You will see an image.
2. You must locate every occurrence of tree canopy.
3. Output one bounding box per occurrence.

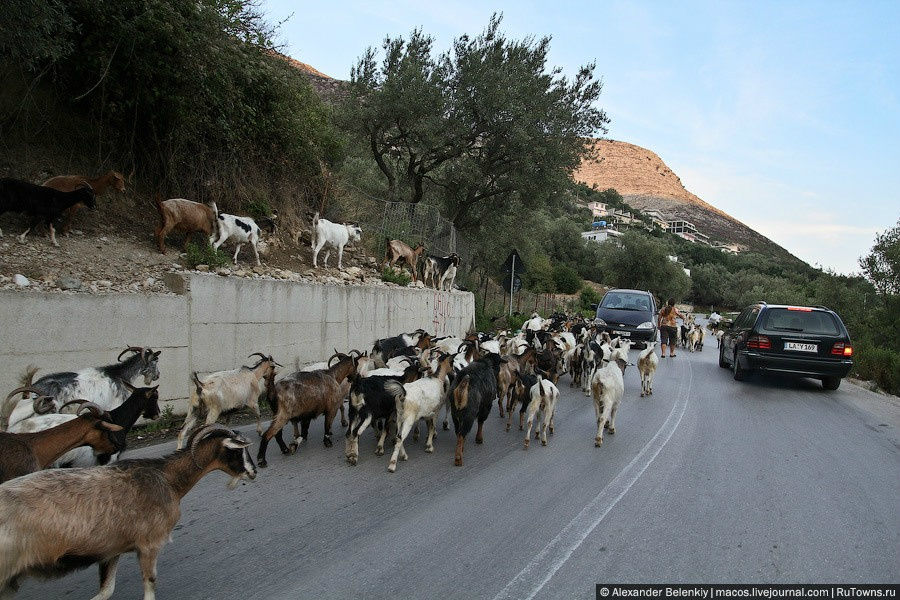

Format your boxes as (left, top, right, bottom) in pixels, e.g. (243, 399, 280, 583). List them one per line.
(346, 14, 609, 229)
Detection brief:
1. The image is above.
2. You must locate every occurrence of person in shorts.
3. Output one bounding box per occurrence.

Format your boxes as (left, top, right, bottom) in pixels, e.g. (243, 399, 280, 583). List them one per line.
(658, 298, 684, 358)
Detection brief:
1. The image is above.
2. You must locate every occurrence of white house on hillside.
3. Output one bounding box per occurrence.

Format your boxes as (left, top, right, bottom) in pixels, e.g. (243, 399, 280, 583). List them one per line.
(582, 228, 622, 244)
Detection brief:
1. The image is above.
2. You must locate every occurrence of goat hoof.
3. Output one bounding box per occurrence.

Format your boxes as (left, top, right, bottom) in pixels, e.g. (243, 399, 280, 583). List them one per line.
(524, 441, 530, 450)
(454, 458, 463, 466)
(608, 427, 615, 434)
(341, 419, 348, 427)
(424, 446, 434, 453)
(595, 438, 603, 447)
(475, 438, 483, 445)
(258, 460, 268, 468)
(505, 424, 511, 432)
(518, 426, 523, 431)
(375, 447, 384, 456)
(541, 439, 547, 446)
(549, 427, 554, 435)
(347, 456, 358, 466)
(442, 423, 449, 431)
(288, 443, 298, 454)
(387, 464, 396, 473)
(324, 437, 333, 448)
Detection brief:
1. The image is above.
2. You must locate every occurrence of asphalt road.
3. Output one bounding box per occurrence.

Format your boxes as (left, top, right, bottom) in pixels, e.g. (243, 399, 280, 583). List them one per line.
(15, 345, 900, 599)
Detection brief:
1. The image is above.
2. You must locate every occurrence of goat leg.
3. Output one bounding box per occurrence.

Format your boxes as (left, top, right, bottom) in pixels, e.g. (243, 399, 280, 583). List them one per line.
(93, 555, 120, 600)
(136, 547, 159, 600)
(454, 434, 465, 467)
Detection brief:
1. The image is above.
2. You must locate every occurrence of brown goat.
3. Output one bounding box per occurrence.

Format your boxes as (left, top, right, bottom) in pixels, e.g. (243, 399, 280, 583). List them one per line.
(154, 196, 217, 253)
(257, 353, 358, 468)
(0, 424, 256, 599)
(384, 240, 426, 282)
(42, 170, 126, 234)
(0, 401, 123, 483)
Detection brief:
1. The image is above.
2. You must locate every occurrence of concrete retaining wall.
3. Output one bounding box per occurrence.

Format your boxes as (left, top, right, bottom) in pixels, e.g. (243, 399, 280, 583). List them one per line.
(0, 274, 474, 415)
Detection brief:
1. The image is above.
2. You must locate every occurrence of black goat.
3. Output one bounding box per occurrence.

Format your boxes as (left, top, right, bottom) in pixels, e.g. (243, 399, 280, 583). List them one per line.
(449, 353, 502, 466)
(371, 329, 429, 368)
(506, 371, 539, 432)
(0, 178, 96, 246)
(345, 362, 421, 465)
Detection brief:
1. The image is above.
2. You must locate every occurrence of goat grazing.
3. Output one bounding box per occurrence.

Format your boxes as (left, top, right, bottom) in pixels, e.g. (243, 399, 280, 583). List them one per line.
(590, 346, 631, 447)
(2, 347, 161, 431)
(386, 353, 454, 473)
(210, 210, 277, 266)
(257, 353, 358, 468)
(310, 212, 361, 269)
(0, 402, 123, 483)
(177, 353, 280, 450)
(8, 384, 160, 468)
(638, 342, 659, 397)
(0, 178, 96, 246)
(0, 424, 256, 600)
(154, 196, 217, 254)
(423, 253, 460, 291)
(371, 329, 430, 368)
(385, 240, 426, 282)
(449, 353, 502, 466)
(42, 170, 126, 234)
(523, 376, 559, 449)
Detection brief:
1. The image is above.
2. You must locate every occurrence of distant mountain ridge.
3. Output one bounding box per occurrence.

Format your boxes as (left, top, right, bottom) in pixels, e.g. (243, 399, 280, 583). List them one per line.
(573, 139, 785, 254)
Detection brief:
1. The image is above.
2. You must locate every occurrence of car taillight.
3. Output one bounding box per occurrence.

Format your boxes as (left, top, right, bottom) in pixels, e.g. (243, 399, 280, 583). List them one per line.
(747, 335, 771, 350)
(832, 342, 853, 357)
(787, 306, 813, 311)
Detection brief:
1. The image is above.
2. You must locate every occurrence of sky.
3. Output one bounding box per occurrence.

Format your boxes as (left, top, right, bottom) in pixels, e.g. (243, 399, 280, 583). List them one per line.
(264, 0, 899, 274)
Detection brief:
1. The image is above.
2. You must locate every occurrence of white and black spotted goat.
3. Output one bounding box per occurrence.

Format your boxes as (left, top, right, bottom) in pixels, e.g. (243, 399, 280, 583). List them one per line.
(0, 346, 161, 431)
(423, 253, 460, 291)
(210, 209, 277, 266)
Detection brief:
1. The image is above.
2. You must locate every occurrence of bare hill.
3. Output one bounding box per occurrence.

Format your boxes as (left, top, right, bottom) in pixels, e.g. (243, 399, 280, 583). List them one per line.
(573, 139, 784, 254)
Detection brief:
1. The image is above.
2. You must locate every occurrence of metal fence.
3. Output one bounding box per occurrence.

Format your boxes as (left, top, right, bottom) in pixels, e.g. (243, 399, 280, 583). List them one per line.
(336, 184, 464, 259)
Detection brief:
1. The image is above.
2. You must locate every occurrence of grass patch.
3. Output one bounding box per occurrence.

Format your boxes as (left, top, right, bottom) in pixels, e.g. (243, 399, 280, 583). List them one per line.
(139, 405, 178, 434)
(381, 266, 411, 286)
(185, 240, 230, 269)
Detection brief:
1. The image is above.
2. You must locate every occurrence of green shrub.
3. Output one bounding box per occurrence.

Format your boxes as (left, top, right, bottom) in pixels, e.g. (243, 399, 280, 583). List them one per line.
(244, 196, 273, 220)
(185, 241, 230, 269)
(505, 313, 529, 332)
(852, 343, 900, 395)
(381, 267, 411, 286)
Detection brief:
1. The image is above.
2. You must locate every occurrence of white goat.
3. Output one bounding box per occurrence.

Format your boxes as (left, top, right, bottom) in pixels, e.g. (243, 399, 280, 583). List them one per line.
(176, 354, 279, 449)
(210, 211, 275, 266)
(590, 345, 631, 447)
(523, 376, 559, 449)
(386, 353, 454, 473)
(638, 341, 659, 397)
(310, 212, 361, 269)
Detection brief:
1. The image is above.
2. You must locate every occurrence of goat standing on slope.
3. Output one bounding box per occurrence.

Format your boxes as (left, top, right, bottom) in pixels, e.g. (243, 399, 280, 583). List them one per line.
(423, 253, 460, 291)
(42, 170, 126, 234)
(210, 209, 277, 266)
(0, 178, 96, 246)
(384, 239, 426, 282)
(310, 212, 361, 269)
(154, 196, 218, 254)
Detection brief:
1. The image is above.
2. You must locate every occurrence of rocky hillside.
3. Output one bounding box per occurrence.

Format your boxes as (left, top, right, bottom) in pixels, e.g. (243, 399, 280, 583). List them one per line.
(573, 139, 785, 254)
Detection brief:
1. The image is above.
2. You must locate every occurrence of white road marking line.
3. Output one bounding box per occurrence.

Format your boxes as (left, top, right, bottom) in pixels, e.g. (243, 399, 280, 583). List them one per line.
(492, 356, 693, 600)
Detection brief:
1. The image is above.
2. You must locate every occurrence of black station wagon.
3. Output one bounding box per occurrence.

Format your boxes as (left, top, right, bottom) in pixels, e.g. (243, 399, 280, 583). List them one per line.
(719, 302, 854, 390)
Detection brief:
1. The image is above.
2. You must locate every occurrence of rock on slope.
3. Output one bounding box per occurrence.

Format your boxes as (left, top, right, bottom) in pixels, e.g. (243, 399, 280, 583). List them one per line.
(573, 139, 784, 254)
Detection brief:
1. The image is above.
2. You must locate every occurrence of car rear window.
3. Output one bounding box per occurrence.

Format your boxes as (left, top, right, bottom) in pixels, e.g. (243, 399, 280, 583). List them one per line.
(761, 309, 840, 335)
(600, 292, 651, 311)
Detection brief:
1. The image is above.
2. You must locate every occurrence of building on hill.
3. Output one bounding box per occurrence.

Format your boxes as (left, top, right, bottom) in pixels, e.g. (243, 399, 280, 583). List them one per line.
(667, 255, 691, 277)
(666, 218, 710, 245)
(587, 201, 608, 218)
(582, 225, 622, 244)
(712, 241, 743, 254)
(643, 209, 670, 230)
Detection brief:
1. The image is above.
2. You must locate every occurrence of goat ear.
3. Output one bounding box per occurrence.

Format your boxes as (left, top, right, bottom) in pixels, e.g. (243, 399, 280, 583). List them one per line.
(150, 385, 160, 392)
(152, 351, 161, 358)
(122, 381, 136, 392)
(97, 421, 124, 432)
(223, 438, 252, 450)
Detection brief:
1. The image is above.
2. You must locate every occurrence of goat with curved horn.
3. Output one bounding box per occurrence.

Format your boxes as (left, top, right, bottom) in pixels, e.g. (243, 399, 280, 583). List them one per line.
(31, 396, 55, 415)
(117, 346, 145, 362)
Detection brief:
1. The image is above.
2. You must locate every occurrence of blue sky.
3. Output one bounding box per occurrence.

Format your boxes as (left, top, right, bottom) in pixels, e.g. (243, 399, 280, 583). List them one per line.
(264, 1, 899, 274)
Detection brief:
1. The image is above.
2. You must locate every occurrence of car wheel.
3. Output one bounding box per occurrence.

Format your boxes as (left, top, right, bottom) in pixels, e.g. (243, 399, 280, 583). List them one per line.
(732, 351, 748, 382)
(718, 345, 729, 368)
(822, 376, 841, 391)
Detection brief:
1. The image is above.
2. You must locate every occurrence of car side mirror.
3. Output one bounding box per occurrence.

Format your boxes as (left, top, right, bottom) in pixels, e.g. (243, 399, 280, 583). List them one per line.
(591, 303, 598, 311)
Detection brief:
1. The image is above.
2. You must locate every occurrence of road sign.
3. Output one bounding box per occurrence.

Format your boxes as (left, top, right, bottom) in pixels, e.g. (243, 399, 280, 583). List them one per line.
(502, 274, 522, 293)
(501, 250, 526, 274)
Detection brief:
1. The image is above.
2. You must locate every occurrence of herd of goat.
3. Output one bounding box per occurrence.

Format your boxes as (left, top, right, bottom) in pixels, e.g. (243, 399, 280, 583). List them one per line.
(0, 312, 713, 598)
(0, 170, 461, 289)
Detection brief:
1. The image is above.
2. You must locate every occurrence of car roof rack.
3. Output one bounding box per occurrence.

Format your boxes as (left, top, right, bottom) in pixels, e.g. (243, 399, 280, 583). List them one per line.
(756, 301, 767, 305)
(813, 305, 831, 311)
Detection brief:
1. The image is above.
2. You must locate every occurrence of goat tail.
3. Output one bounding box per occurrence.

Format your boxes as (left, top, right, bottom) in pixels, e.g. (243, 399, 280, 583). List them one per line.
(189, 372, 204, 409)
(153, 193, 165, 216)
(18, 364, 38, 388)
(384, 380, 406, 404)
(209, 201, 218, 217)
(453, 376, 470, 410)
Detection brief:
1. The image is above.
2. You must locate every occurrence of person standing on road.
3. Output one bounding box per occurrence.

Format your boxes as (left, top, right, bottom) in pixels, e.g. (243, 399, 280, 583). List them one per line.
(658, 298, 684, 358)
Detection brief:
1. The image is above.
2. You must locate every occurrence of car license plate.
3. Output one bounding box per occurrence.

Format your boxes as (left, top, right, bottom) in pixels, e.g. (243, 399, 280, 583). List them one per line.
(614, 330, 631, 337)
(785, 342, 817, 352)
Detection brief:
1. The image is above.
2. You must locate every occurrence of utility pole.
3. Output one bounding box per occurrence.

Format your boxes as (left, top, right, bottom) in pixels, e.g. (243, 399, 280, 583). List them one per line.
(509, 253, 515, 317)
